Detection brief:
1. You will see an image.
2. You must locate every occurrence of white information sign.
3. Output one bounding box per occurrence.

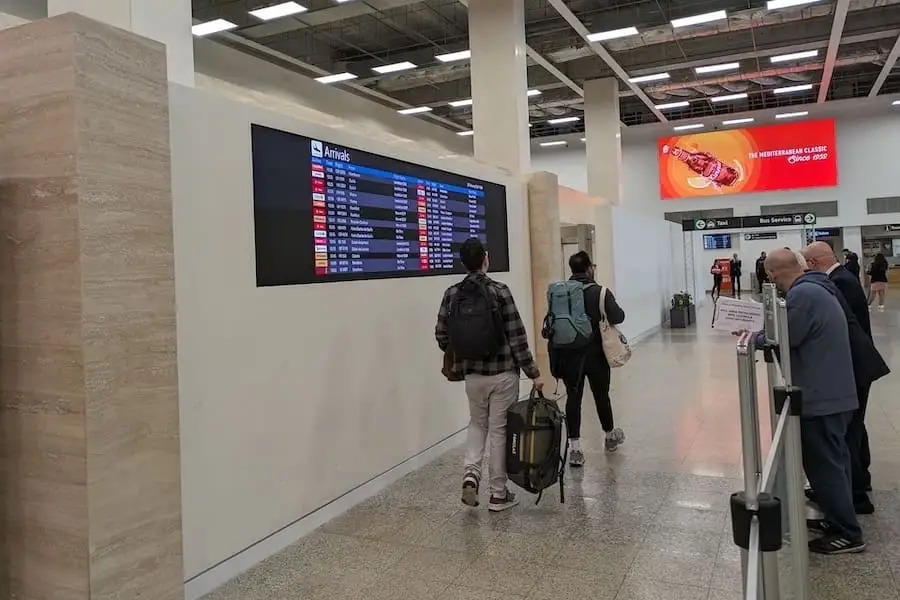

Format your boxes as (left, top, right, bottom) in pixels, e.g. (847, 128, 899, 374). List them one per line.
(712, 296, 765, 333)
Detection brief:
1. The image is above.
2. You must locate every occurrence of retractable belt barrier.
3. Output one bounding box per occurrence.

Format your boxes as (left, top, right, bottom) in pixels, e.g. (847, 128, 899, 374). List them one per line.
(731, 283, 809, 600)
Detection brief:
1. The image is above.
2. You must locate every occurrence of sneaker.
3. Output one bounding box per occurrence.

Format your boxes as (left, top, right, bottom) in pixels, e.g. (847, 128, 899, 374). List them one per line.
(809, 535, 866, 555)
(879, 305, 885, 312)
(569, 449, 586, 468)
(807, 519, 833, 534)
(605, 428, 625, 453)
(488, 490, 519, 512)
(461, 472, 480, 507)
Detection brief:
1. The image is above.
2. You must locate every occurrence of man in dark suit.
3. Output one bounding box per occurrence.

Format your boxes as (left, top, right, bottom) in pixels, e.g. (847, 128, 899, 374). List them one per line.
(805, 242, 889, 513)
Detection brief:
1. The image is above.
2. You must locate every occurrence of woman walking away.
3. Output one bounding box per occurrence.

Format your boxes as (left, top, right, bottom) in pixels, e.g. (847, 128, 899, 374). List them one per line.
(868, 253, 889, 311)
(710, 260, 723, 300)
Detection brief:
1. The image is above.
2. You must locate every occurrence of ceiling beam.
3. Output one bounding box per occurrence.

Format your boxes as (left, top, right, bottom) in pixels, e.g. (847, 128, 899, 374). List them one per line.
(868, 32, 900, 97)
(818, 0, 851, 103)
(544, 0, 666, 122)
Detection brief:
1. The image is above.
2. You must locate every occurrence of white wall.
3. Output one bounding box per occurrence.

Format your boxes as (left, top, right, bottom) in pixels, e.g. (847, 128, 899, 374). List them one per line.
(168, 84, 531, 584)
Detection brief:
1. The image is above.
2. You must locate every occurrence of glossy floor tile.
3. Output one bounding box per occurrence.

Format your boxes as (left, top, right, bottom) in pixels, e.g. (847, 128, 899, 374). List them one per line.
(202, 302, 900, 600)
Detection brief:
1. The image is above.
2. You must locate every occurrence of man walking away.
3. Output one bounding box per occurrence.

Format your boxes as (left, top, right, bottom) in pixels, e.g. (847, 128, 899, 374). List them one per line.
(805, 242, 889, 513)
(730, 253, 743, 297)
(552, 251, 626, 467)
(843, 249, 861, 280)
(435, 238, 543, 512)
(758, 249, 864, 554)
(755, 251, 768, 294)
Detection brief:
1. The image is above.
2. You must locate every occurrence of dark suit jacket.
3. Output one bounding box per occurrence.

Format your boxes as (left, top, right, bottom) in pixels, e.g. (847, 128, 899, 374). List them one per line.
(829, 265, 872, 338)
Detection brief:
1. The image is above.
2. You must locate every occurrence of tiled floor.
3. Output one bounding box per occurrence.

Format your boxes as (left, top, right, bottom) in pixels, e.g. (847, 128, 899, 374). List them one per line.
(203, 303, 900, 600)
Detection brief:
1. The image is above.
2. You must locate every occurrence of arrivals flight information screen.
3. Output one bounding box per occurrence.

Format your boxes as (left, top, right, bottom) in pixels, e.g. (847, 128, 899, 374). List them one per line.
(251, 124, 510, 287)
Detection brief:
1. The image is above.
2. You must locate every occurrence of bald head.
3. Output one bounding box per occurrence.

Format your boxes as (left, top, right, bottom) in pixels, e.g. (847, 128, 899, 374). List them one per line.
(765, 248, 805, 292)
(804, 241, 837, 273)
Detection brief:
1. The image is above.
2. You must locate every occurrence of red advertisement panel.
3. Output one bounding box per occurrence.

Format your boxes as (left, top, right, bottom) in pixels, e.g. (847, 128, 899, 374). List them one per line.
(658, 119, 838, 199)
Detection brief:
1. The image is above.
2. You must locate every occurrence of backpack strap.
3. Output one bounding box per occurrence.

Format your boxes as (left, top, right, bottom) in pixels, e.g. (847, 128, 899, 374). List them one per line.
(597, 285, 609, 323)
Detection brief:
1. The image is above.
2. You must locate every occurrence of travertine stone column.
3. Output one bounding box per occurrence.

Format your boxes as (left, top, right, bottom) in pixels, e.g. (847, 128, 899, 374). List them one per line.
(527, 172, 563, 380)
(0, 14, 183, 600)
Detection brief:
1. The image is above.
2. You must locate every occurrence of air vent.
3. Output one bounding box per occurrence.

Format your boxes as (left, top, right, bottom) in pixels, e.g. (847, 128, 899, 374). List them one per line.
(760, 201, 837, 218)
(664, 208, 734, 225)
(867, 197, 900, 215)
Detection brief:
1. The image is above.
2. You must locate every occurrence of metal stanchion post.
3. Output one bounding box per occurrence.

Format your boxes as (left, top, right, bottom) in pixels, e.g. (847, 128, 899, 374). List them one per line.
(762, 284, 790, 535)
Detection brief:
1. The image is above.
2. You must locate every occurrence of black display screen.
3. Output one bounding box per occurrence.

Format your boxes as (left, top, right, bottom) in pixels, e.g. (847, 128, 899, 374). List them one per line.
(251, 124, 510, 287)
(703, 233, 732, 250)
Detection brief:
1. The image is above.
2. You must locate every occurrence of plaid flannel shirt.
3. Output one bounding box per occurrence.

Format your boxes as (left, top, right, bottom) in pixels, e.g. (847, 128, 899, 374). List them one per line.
(435, 273, 540, 380)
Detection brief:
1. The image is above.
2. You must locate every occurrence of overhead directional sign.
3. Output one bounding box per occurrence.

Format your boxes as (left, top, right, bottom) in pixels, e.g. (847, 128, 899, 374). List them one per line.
(744, 232, 778, 241)
(683, 213, 816, 232)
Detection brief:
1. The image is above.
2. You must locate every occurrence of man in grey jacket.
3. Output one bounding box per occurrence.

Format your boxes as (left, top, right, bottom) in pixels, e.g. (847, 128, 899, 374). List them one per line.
(759, 249, 864, 554)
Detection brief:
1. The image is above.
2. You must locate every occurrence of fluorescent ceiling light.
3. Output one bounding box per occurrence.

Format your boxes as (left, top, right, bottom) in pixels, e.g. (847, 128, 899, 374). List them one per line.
(435, 50, 471, 63)
(775, 111, 809, 119)
(372, 61, 417, 74)
(249, 2, 307, 20)
(448, 98, 473, 107)
(671, 10, 727, 28)
(540, 141, 568, 147)
(192, 19, 238, 36)
(673, 123, 705, 131)
(457, 130, 474, 136)
(314, 72, 357, 84)
(773, 83, 813, 94)
(767, 0, 820, 9)
(710, 93, 748, 103)
(655, 101, 690, 109)
(397, 106, 432, 115)
(586, 26, 639, 42)
(722, 117, 755, 125)
(770, 50, 818, 63)
(629, 72, 670, 83)
(695, 62, 740, 74)
(893, 100, 900, 106)
(527, 89, 542, 97)
(580, 137, 587, 142)
(547, 116, 581, 124)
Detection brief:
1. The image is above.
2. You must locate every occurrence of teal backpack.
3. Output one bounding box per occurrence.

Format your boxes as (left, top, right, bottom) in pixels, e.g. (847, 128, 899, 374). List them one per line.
(542, 281, 595, 350)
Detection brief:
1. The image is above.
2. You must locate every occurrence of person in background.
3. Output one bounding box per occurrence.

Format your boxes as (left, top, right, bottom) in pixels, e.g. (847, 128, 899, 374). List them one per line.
(755, 249, 864, 554)
(710, 259, 723, 300)
(804, 242, 889, 514)
(730, 253, 743, 297)
(843, 249, 861, 280)
(867, 253, 889, 311)
(755, 251, 768, 294)
(435, 238, 544, 512)
(556, 251, 627, 466)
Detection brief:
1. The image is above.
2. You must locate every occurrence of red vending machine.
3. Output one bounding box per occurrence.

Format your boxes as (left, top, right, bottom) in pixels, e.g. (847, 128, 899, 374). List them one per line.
(716, 257, 732, 295)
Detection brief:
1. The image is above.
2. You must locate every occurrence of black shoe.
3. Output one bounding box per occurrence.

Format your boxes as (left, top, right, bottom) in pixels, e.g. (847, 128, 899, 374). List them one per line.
(805, 488, 816, 503)
(807, 519, 832, 534)
(854, 497, 875, 515)
(809, 535, 866, 555)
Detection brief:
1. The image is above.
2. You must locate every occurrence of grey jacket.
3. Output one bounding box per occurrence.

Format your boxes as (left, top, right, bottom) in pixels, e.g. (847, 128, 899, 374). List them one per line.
(756, 271, 858, 417)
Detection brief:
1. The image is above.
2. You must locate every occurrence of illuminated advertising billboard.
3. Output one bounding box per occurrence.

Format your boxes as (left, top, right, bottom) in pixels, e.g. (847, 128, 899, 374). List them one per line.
(658, 119, 838, 199)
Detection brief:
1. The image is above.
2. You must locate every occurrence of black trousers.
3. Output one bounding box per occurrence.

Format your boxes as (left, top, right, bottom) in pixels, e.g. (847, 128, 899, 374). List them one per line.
(712, 276, 722, 298)
(732, 275, 741, 296)
(757, 274, 767, 294)
(561, 349, 614, 439)
(847, 383, 872, 496)
(801, 412, 863, 541)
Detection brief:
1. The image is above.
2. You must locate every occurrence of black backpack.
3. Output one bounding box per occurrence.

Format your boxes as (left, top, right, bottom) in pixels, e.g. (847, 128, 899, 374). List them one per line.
(506, 390, 568, 505)
(448, 277, 505, 361)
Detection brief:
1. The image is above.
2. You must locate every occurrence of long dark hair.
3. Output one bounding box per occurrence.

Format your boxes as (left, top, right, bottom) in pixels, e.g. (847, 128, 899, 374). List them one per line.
(874, 253, 889, 269)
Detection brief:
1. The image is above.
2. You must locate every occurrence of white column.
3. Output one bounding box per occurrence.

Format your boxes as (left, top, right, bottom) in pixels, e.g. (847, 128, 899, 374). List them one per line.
(48, 0, 194, 86)
(468, 0, 530, 174)
(584, 78, 622, 289)
(843, 225, 863, 258)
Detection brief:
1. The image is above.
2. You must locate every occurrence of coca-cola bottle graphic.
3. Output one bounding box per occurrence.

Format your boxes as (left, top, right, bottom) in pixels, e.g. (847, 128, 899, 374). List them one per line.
(664, 145, 739, 187)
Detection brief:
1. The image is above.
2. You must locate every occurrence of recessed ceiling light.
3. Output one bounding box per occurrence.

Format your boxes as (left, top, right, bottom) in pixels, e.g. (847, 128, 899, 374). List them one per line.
(773, 84, 814, 94)
(722, 117, 755, 125)
(767, 0, 820, 9)
(457, 130, 474, 136)
(710, 93, 748, 103)
(775, 111, 809, 119)
(448, 98, 473, 107)
(540, 141, 568, 147)
(249, 2, 307, 20)
(547, 116, 581, 124)
(527, 89, 542, 97)
(580, 137, 587, 142)
(893, 100, 900, 106)
(397, 106, 432, 115)
(655, 101, 690, 109)
(629, 72, 670, 83)
(671, 10, 727, 28)
(695, 62, 740, 74)
(673, 123, 705, 131)
(192, 19, 238, 36)
(314, 72, 357, 84)
(372, 61, 417, 74)
(586, 26, 639, 42)
(770, 50, 819, 63)
(435, 50, 471, 63)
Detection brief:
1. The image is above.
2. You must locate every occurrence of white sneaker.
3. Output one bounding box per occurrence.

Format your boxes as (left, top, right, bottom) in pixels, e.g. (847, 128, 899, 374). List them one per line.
(488, 490, 519, 512)
(569, 449, 586, 467)
(879, 305, 885, 312)
(605, 428, 626, 453)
